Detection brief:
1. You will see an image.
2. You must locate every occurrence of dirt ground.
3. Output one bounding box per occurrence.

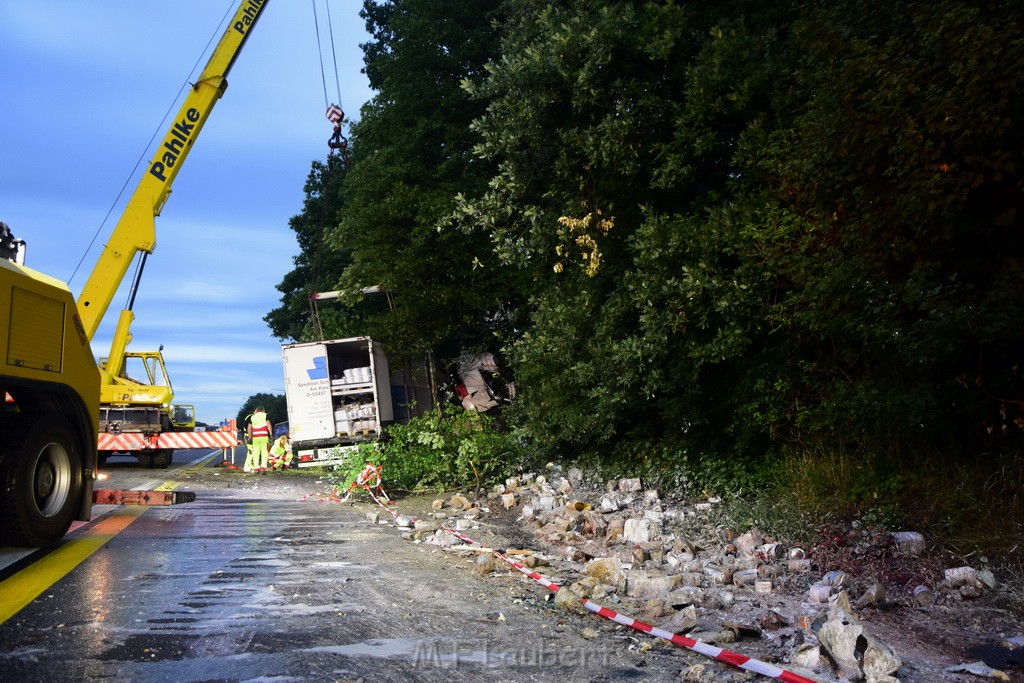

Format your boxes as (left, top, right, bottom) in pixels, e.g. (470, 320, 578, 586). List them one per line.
(201, 463, 1024, 682)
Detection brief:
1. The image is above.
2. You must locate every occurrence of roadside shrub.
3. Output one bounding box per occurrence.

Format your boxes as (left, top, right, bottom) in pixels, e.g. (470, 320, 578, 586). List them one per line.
(328, 409, 524, 494)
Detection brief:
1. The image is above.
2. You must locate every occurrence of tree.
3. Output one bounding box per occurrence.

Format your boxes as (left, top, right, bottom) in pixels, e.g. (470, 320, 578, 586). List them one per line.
(456, 0, 797, 463)
(265, 160, 354, 343)
(322, 0, 524, 363)
(751, 0, 1024, 453)
(236, 393, 288, 432)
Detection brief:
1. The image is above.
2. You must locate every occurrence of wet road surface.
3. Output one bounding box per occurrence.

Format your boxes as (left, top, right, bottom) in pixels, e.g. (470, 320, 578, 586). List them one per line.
(0, 449, 679, 682)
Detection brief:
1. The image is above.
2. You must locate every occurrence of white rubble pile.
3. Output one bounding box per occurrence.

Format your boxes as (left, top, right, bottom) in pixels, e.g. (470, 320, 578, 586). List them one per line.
(374, 466, 1016, 682)
(466, 466, 1012, 682)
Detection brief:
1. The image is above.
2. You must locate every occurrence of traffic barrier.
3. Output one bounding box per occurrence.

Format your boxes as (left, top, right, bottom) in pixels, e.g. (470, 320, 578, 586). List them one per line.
(340, 462, 394, 505)
(359, 483, 816, 683)
(93, 489, 195, 506)
(98, 430, 237, 451)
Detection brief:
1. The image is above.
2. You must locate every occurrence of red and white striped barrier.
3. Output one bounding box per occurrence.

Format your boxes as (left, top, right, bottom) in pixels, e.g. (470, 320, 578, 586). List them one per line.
(359, 485, 816, 683)
(98, 430, 237, 451)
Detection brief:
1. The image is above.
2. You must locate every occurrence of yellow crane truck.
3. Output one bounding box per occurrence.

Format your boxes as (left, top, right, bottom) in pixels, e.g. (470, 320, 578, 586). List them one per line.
(0, 0, 269, 546)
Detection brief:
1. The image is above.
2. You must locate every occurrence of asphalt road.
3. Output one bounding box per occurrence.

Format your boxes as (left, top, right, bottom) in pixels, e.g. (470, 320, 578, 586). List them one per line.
(0, 449, 686, 682)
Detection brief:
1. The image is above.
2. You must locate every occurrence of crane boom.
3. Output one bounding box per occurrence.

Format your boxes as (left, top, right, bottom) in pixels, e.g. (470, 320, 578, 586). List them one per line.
(76, 0, 270, 339)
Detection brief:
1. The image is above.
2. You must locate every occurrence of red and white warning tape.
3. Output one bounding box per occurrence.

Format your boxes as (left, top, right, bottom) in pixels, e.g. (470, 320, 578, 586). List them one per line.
(353, 474, 815, 683)
(444, 528, 815, 683)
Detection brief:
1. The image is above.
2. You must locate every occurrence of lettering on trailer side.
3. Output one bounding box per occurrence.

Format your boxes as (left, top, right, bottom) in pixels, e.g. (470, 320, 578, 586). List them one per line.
(148, 107, 202, 182)
(233, 0, 266, 35)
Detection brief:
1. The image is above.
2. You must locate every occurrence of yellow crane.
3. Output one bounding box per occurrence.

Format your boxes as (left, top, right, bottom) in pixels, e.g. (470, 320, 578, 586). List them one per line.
(0, 0, 270, 546)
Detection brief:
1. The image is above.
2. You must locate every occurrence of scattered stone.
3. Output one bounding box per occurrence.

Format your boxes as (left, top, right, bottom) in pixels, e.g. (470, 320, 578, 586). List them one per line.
(666, 587, 702, 607)
(586, 556, 626, 591)
(680, 663, 717, 683)
(567, 467, 583, 486)
(733, 530, 763, 556)
(626, 571, 682, 599)
(668, 604, 698, 632)
(605, 517, 625, 542)
(890, 530, 926, 556)
(978, 568, 999, 590)
(818, 594, 902, 681)
(619, 477, 643, 493)
(581, 511, 607, 537)
(448, 493, 470, 510)
(945, 661, 1012, 681)
(822, 570, 850, 588)
(758, 610, 787, 632)
(535, 495, 557, 511)
(366, 511, 380, 524)
(425, 530, 458, 548)
(855, 580, 887, 608)
(960, 584, 984, 599)
(394, 515, 415, 528)
(553, 587, 586, 613)
(624, 518, 656, 543)
(476, 554, 496, 575)
(381, 472, 1011, 683)
(790, 643, 823, 672)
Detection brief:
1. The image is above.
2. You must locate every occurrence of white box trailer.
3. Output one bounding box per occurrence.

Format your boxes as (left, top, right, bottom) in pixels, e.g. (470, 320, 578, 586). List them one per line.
(281, 336, 434, 467)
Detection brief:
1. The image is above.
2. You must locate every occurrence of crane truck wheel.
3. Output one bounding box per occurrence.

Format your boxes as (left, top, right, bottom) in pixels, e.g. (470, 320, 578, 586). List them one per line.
(150, 450, 171, 468)
(0, 413, 84, 547)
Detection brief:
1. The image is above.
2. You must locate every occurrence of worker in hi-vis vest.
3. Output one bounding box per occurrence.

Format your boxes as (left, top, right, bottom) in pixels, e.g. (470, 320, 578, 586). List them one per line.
(241, 417, 255, 472)
(245, 407, 272, 474)
(269, 433, 292, 470)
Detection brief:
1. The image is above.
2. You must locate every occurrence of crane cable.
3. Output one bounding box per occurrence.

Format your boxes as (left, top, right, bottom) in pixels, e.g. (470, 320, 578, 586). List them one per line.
(312, 0, 351, 168)
(308, 0, 352, 338)
(311, 0, 332, 111)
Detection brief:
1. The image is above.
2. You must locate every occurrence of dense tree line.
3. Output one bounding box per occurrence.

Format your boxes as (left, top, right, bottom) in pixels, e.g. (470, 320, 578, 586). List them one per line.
(267, 0, 1024, 488)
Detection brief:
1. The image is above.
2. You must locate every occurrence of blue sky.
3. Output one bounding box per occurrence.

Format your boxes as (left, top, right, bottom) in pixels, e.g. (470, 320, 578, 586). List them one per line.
(0, 2, 373, 425)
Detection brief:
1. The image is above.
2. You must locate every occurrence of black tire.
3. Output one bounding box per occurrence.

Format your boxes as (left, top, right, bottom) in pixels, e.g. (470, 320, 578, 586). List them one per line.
(0, 413, 85, 547)
(151, 450, 171, 468)
(98, 452, 110, 467)
(136, 453, 153, 468)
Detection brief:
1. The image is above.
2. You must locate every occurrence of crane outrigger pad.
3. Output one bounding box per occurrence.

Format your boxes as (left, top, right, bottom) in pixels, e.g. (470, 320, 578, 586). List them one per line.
(93, 489, 196, 506)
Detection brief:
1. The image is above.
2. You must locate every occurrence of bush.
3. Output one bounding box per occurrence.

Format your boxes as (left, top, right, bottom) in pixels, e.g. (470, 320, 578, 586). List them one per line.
(328, 409, 525, 494)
